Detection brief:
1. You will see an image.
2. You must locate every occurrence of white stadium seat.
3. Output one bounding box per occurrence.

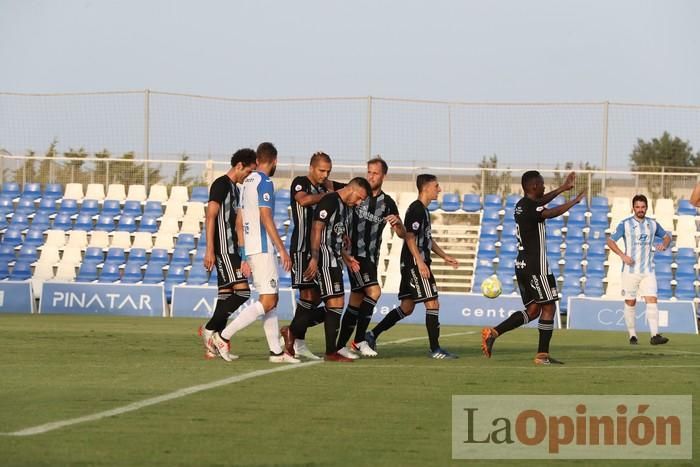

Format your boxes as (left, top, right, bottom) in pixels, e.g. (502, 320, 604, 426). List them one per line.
(85, 183, 106, 201)
(126, 184, 148, 202)
(131, 232, 154, 250)
(148, 184, 169, 203)
(64, 183, 84, 201)
(169, 185, 189, 203)
(106, 183, 126, 202)
(88, 231, 110, 249)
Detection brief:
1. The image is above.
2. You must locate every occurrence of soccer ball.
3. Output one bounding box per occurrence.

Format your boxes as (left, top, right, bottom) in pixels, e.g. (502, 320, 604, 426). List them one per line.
(481, 275, 502, 299)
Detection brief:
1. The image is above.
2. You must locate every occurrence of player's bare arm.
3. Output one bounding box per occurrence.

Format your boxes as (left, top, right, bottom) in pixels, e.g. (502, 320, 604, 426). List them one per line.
(303, 220, 323, 280)
(294, 190, 328, 207)
(385, 214, 406, 238)
(203, 200, 220, 271)
(538, 171, 576, 206)
(431, 241, 459, 269)
(656, 233, 671, 252)
(540, 190, 586, 219)
(259, 206, 291, 271)
(691, 183, 700, 207)
(235, 208, 251, 277)
(606, 237, 634, 266)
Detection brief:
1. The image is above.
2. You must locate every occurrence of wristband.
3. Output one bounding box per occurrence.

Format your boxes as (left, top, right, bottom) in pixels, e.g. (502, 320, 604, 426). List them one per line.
(239, 246, 246, 258)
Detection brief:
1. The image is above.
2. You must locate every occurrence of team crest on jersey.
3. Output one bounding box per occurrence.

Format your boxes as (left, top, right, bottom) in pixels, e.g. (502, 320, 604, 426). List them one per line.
(333, 223, 345, 234)
(270, 279, 277, 288)
(319, 209, 328, 219)
(333, 282, 342, 292)
(263, 193, 271, 202)
(515, 206, 523, 215)
(412, 221, 420, 231)
(295, 184, 302, 191)
(536, 206, 544, 212)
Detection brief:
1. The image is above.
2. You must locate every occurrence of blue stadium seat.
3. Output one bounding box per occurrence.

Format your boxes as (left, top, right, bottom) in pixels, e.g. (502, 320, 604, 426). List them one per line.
(0, 216, 8, 231)
(477, 241, 497, 259)
(675, 281, 696, 300)
(0, 243, 16, 262)
(461, 194, 480, 212)
(52, 212, 73, 230)
(198, 229, 206, 247)
(98, 261, 121, 283)
(101, 199, 121, 217)
(655, 247, 673, 265)
(546, 240, 562, 258)
(565, 242, 584, 259)
(440, 193, 460, 212)
(0, 197, 13, 216)
(84, 246, 104, 262)
(10, 213, 30, 230)
(547, 216, 564, 232)
(117, 214, 137, 233)
(0, 261, 8, 280)
(566, 210, 586, 229)
(10, 260, 32, 280)
(95, 214, 114, 232)
(121, 262, 144, 284)
(483, 194, 502, 208)
(481, 208, 500, 226)
(74, 213, 94, 231)
(586, 242, 607, 262)
(496, 272, 515, 294)
(657, 287, 673, 300)
(588, 211, 609, 230)
(76, 260, 99, 282)
(561, 275, 582, 295)
(138, 215, 158, 233)
(656, 262, 673, 283)
(500, 222, 517, 239)
(37, 198, 57, 215)
(279, 268, 292, 287)
(479, 224, 498, 242)
(128, 248, 147, 265)
(546, 224, 564, 240)
(31, 212, 51, 231)
(143, 262, 164, 284)
(587, 226, 607, 243)
(1, 182, 20, 198)
(583, 282, 604, 297)
(176, 233, 195, 250)
(209, 267, 218, 286)
(674, 262, 696, 281)
(427, 200, 439, 211)
(187, 264, 209, 285)
(80, 199, 100, 216)
(502, 207, 515, 224)
(170, 247, 191, 266)
(677, 199, 697, 216)
(566, 227, 585, 241)
(15, 197, 36, 215)
(585, 260, 605, 280)
(276, 188, 291, 203)
(589, 196, 609, 213)
(149, 248, 169, 266)
(122, 200, 142, 217)
(568, 202, 587, 217)
(499, 241, 518, 258)
(194, 247, 205, 262)
(191, 186, 209, 203)
(43, 184, 63, 200)
(496, 256, 515, 272)
(504, 194, 520, 208)
(548, 195, 566, 207)
(58, 198, 79, 215)
(106, 247, 126, 264)
(144, 201, 163, 217)
(23, 227, 44, 246)
(2, 227, 23, 246)
(676, 247, 696, 260)
(165, 264, 187, 300)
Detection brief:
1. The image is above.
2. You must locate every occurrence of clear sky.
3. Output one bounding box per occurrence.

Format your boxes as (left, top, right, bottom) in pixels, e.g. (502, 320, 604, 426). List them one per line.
(1, 0, 699, 104)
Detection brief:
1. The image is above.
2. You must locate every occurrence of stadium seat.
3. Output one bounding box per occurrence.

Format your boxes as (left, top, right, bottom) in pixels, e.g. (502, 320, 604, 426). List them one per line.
(31, 262, 54, 296)
(143, 262, 165, 284)
(52, 212, 73, 231)
(45, 229, 67, 247)
(37, 198, 57, 215)
(546, 239, 563, 259)
(121, 262, 143, 284)
(187, 264, 209, 285)
(674, 281, 696, 300)
(208, 267, 218, 286)
(564, 242, 584, 259)
(43, 183, 63, 200)
(10, 260, 33, 280)
(477, 241, 497, 259)
(165, 266, 186, 300)
(95, 215, 114, 232)
(2, 182, 20, 198)
(148, 184, 169, 203)
(479, 224, 498, 243)
(76, 260, 99, 282)
(106, 183, 126, 202)
(561, 275, 582, 295)
(657, 287, 673, 300)
(15, 197, 36, 215)
(110, 231, 132, 249)
(589, 196, 609, 212)
(500, 222, 517, 239)
(2, 227, 23, 246)
(88, 231, 110, 249)
(66, 229, 89, 251)
(677, 199, 697, 216)
(21, 182, 42, 200)
(583, 282, 604, 297)
(586, 241, 607, 262)
(149, 248, 169, 265)
(169, 186, 189, 203)
(194, 247, 205, 262)
(31, 212, 51, 231)
(163, 202, 184, 220)
(588, 211, 609, 230)
(74, 213, 94, 231)
(191, 186, 209, 203)
(158, 217, 180, 235)
(80, 199, 100, 216)
(10, 213, 30, 230)
(131, 232, 153, 250)
(58, 198, 79, 215)
(0, 243, 16, 262)
(279, 268, 292, 287)
(170, 247, 191, 266)
(176, 233, 196, 249)
(61, 246, 83, 265)
(0, 197, 14, 216)
(138, 215, 159, 233)
(656, 262, 673, 283)
(440, 193, 460, 212)
(24, 227, 45, 246)
(481, 208, 500, 226)
(98, 262, 121, 282)
(144, 201, 163, 217)
(674, 216, 697, 249)
(504, 194, 520, 207)
(566, 210, 586, 230)
(0, 216, 8, 231)
(84, 246, 104, 263)
(85, 183, 105, 201)
(122, 200, 142, 217)
(0, 261, 8, 280)
(566, 227, 585, 241)
(117, 214, 137, 233)
(676, 247, 696, 260)
(184, 201, 204, 220)
(483, 194, 502, 209)
(653, 199, 675, 232)
(64, 183, 84, 201)
(153, 232, 174, 250)
(546, 224, 564, 240)
(54, 260, 77, 281)
(179, 218, 201, 235)
(106, 247, 126, 264)
(128, 248, 147, 265)
(461, 194, 481, 212)
(101, 200, 121, 217)
(126, 184, 147, 202)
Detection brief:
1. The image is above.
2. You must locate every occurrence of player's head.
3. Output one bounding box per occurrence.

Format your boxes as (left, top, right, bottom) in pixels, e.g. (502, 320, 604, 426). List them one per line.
(256, 142, 278, 177)
(521, 170, 545, 197)
(345, 177, 371, 207)
(417, 174, 440, 201)
(309, 152, 332, 185)
(230, 148, 257, 183)
(367, 156, 388, 192)
(632, 194, 648, 219)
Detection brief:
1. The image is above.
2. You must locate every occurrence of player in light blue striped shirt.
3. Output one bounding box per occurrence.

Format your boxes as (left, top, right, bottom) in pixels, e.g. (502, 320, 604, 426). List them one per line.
(607, 194, 671, 346)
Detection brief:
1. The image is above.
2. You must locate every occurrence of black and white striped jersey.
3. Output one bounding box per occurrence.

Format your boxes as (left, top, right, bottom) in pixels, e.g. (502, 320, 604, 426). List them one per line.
(289, 176, 328, 255)
(208, 174, 240, 255)
(347, 191, 399, 264)
(514, 196, 550, 275)
(313, 192, 347, 268)
(401, 200, 432, 268)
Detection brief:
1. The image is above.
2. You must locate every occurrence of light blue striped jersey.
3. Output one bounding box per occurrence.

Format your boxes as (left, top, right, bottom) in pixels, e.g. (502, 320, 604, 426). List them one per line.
(241, 171, 275, 255)
(610, 215, 668, 274)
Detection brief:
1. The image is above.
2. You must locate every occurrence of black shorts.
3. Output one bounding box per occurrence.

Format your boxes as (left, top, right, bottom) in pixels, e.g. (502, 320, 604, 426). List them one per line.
(291, 251, 318, 290)
(398, 265, 439, 303)
(515, 269, 559, 306)
(347, 257, 379, 292)
(316, 265, 344, 299)
(215, 252, 247, 288)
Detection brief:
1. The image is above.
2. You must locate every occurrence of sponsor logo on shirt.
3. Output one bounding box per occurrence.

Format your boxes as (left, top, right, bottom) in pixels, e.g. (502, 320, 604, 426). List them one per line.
(319, 209, 328, 219)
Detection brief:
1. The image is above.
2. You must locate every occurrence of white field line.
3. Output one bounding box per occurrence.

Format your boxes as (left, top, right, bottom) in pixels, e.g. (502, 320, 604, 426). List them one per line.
(0, 331, 474, 437)
(351, 364, 700, 370)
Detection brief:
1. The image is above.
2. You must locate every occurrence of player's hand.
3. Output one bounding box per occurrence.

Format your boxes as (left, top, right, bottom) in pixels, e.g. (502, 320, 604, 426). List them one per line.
(385, 214, 400, 227)
(563, 171, 576, 191)
(444, 255, 459, 269)
(279, 250, 291, 272)
(574, 190, 586, 203)
(342, 234, 351, 251)
(343, 253, 360, 273)
(203, 249, 215, 271)
(241, 260, 251, 278)
(655, 243, 667, 252)
(324, 178, 335, 192)
(303, 258, 318, 281)
(418, 261, 430, 279)
(622, 254, 635, 266)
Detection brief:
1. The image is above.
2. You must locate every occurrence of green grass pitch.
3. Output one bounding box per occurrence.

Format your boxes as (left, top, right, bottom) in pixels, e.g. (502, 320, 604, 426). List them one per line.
(0, 314, 697, 466)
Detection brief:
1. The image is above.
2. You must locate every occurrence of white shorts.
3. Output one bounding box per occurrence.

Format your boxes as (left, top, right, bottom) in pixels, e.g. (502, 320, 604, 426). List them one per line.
(247, 252, 279, 295)
(621, 272, 657, 300)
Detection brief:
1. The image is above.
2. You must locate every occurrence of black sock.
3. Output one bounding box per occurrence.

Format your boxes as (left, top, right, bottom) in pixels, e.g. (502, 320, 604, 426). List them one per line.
(289, 300, 314, 339)
(354, 296, 377, 343)
(537, 319, 554, 353)
(494, 310, 528, 336)
(205, 290, 250, 333)
(371, 306, 406, 339)
(309, 306, 325, 327)
(336, 305, 360, 348)
(426, 310, 440, 352)
(324, 307, 343, 355)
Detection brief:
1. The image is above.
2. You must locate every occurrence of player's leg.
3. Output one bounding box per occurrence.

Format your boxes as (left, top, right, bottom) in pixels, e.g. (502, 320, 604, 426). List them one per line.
(622, 272, 641, 343)
(532, 301, 563, 364)
(336, 289, 364, 351)
(317, 266, 353, 362)
(423, 297, 457, 359)
(338, 261, 379, 352)
(351, 285, 380, 356)
(367, 266, 417, 348)
(641, 274, 669, 345)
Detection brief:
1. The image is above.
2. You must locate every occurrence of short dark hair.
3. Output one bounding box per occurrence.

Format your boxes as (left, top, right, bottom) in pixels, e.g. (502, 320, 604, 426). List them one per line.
(521, 170, 542, 190)
(632, 194, 648, 207)
(256, 142, 278, 164)
(348, 177, 371, 196)
(310, 152, 331, 166)
(416, 174, 437, 192)
(230, 148, 257, 168)
(367, 157, 388, 175)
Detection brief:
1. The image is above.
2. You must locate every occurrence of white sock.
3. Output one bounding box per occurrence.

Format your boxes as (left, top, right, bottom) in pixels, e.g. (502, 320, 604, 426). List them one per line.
(646, 303, 659, 337)
(221, 301, 264, 340)
(262, 309, 283, 354)
(623, 304, 637, 338)
(294, 339, 306, 351)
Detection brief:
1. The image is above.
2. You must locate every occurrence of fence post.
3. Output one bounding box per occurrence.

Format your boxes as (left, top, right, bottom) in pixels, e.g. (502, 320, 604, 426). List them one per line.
(601, 101, 609, 191)
(144, 89, 151, 186)
(105, 159, 110, 186)
(587, 172, 592, 202)
(366, 96, 372, 160)
(661, 167, 665, 197)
